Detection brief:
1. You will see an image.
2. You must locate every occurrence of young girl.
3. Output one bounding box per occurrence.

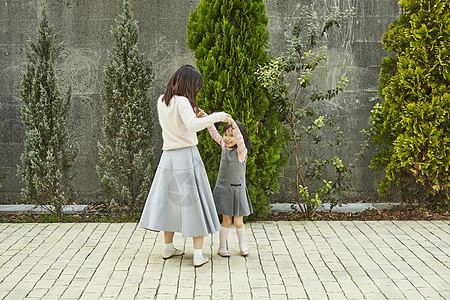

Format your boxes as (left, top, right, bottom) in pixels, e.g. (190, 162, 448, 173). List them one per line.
(138, 65, 232, 267)
(206, 119, 253, 256)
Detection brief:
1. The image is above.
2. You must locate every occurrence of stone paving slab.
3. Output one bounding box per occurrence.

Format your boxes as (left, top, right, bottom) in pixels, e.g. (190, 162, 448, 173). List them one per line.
(0, 221, 448, 299)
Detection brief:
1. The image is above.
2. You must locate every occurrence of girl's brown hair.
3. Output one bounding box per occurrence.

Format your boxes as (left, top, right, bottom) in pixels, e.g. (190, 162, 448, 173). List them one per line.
(162, 65, 202, 113)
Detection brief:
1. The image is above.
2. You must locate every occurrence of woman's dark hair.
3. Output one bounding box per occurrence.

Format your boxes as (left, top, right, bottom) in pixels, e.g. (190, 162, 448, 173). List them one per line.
(223, 120, 252, 151)
(162, 65, 202, 113)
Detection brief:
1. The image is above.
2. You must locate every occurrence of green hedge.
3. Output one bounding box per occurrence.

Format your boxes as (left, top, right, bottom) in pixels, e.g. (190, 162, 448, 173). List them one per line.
(187, 0, 287, 220)
(370, 0, 450, 209)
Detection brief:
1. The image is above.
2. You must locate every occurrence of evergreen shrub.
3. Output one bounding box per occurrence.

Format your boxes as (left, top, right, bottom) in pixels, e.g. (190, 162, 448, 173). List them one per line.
(97, 0, 155, 216)
(19, 2, 78, 217)
(187, 0, 287, 220)
(370, 0, 450, 209)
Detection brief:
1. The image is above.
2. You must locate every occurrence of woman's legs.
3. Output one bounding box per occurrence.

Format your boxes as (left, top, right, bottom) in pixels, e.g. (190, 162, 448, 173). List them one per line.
(164, 231, 175, 244)
(166, 233, 204, 250)
(193, 236, 208, 267)
(162, 231, 184, 259)
(193, 236, 204, 249)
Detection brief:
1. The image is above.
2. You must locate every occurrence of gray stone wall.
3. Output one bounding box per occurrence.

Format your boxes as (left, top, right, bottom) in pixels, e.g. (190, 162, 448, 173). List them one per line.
(0, 0, 399, 204)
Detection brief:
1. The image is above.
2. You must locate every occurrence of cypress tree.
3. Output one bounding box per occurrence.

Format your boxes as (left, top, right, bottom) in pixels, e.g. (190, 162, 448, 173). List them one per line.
(187, 0, 287, 220)
(97, 0, 155, 216)
(370, 0, 450, 209)
(19, 1, 77, 217)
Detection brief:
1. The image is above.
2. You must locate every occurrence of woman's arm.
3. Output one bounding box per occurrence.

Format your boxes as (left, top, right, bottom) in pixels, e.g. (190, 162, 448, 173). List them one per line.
(178, 97, 229, 132)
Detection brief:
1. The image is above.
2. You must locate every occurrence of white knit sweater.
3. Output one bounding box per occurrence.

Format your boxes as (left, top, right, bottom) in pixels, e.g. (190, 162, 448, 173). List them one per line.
(157, 95, 228, 150)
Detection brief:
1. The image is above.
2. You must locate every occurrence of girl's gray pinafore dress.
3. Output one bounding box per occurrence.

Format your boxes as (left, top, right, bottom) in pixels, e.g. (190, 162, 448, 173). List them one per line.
(213, 146, 253, 216)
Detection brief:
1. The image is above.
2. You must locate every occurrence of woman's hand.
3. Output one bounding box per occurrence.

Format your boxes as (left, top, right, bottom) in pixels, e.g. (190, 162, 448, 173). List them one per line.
(201, 111, 231, 123)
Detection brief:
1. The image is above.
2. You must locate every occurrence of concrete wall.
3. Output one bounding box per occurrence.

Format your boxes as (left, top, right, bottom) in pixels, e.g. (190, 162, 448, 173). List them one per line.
(0, 0, 400, 204)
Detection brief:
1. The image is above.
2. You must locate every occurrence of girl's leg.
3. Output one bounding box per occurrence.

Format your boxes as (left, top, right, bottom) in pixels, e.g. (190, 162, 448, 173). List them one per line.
(162, 231, 184, 259)
(234, 216, 244, 229)
(218, 215, 232, 257)
(234, 217, 248, 256)
(222, 215, 233, 228)
(193, 236, 208, 267)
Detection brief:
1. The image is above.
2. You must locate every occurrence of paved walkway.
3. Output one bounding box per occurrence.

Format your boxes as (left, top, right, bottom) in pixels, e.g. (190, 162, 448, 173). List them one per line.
(0, 221, 449, 299)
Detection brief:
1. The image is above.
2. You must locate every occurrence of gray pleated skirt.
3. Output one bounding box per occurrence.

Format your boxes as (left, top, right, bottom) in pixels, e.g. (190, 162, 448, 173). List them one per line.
(138, 146, 221, 238)
(213, 184, 253, 216)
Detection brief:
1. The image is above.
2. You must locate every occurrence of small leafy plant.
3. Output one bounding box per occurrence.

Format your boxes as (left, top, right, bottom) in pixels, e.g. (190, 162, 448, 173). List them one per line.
(257, 6, 358, 218)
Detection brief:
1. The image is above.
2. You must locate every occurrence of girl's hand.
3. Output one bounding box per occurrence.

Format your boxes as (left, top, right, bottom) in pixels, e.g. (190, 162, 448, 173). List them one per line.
(224, 114, 233, 124)
(230, 118, 237, 129)
(197, 109, 207, 118)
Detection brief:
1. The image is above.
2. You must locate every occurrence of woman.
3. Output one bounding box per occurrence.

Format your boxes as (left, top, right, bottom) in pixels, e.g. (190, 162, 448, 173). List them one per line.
(138, 65, 231, 267)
